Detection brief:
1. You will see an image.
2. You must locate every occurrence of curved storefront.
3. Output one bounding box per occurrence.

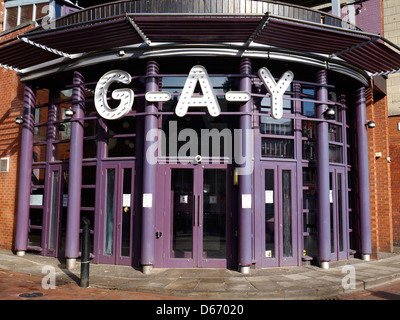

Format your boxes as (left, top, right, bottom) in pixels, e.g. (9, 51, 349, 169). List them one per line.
(5, 0, 400, 273)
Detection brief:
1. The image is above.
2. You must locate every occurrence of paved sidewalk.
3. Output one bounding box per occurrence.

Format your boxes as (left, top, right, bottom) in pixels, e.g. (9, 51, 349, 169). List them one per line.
(1, 249, 400, 300)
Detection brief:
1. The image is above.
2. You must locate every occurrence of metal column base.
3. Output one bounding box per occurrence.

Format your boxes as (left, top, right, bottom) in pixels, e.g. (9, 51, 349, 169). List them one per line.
(239, 266, 250, 274)
(66, 258, 77, 270)
(142, 265, 153, 274)
(320, 261, 329, 269)
(16, 251, 25, 257)
(361, 254, 370, 262)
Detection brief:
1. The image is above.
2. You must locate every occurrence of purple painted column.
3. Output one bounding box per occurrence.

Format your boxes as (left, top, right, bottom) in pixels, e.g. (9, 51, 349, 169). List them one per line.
(355, 87, 372, 261)
(316, 70, 331, 269)
(238, 58, 253, 273)
(15, 84, 35, 256)
(65, 71, 85, 269)
(141, 60, 159, 273)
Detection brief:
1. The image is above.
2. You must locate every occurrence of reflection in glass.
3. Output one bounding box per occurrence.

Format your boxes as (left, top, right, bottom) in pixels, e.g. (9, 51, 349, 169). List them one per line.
(282, 170, 292, 258)
(104, 169, 115, 255)
(203, 169, 226, 259)
(265, 169, 275, 258)
(121, 168, 132, 257)
(171, 169, 193, 258)
(49, 171, 59, 250)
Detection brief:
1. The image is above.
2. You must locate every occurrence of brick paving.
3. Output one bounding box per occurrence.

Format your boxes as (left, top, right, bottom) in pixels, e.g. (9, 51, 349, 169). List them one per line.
(0, 269, 189, 300)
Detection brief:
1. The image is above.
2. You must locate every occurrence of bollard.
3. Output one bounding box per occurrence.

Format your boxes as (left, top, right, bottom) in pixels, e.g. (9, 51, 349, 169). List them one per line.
(80, 217, 90, 288)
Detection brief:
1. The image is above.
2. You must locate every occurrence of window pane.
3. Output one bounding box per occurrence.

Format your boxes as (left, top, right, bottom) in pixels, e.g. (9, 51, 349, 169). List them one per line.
(265, 169, 275, 259)
(20, 5, 33, 24)
(260, 118, 293, 136)
(107, 137, 135, 158)
(5, 7, 18, 29)
(262, 138, 294, 159)
(104, 169, 115, 255)
(282, 170, 292, 258)
(329, 145, 343, 163)
(33, 145, 46, 162)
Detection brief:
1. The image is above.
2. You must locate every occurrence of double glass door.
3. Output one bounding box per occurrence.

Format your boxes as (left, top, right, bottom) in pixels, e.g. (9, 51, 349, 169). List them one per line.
(98, 162, 135, 265)
(260, 163, 298, 267)
(164, 164, 232, 268)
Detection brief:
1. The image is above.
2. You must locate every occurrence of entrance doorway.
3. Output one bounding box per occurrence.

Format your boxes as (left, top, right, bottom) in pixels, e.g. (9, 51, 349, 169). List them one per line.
(97, 162, 135, 265)
(163, 164, 234, 268)
(259, 163, 298, 267)
(329, 166, 348, 261)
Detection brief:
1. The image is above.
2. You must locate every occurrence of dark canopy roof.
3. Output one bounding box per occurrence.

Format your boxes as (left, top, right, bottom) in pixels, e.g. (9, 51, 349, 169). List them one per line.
(1, 11, 399, 77)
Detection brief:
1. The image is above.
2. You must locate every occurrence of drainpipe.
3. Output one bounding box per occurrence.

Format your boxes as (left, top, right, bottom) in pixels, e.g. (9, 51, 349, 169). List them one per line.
(355, 87, 371, 261)
(316, 70, 331, 269)
(15, 84, 35, 256)
(141, 60, 159, 274)
(238, 58, 253, 274)
(65, 71, 85, 270)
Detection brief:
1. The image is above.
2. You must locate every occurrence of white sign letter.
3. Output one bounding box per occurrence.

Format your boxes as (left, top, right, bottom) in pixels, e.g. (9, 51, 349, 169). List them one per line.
(95, 70, 134, 120)
(258, 68, 294, 120)
(175, 65, 221, 117)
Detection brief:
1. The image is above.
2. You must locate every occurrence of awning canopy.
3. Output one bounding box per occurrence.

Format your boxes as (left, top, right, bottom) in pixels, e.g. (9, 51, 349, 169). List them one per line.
(1, 12, 400, 77)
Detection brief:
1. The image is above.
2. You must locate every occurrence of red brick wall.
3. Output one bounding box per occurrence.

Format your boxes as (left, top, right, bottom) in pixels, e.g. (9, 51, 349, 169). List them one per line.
(367, 90, 394, 256)
(388, 115, 400, 246)
(0, 25, 33, 250)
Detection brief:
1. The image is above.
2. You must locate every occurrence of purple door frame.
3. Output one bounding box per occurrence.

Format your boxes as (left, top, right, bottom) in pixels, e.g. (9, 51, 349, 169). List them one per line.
(95, 161, 135, 265)
(256, 162, 298, 267)
(160, 163, 235, 268)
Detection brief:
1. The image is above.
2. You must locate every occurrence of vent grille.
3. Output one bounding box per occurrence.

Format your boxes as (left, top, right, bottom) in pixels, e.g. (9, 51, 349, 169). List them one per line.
(0, 158, 9, 172)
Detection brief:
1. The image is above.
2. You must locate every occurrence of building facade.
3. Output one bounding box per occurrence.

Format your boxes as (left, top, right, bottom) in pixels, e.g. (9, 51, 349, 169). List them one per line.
(1, 0, 399, 273)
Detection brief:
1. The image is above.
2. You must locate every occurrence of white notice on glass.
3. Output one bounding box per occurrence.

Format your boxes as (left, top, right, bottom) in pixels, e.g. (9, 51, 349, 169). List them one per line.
(30, 194, 43, 206)
(242, 194, 252, 209)
(329, 190, 333, 203)
(265, 190, 274, 204)
(123, 194, 131, 207)
(143, 193, 152, 208)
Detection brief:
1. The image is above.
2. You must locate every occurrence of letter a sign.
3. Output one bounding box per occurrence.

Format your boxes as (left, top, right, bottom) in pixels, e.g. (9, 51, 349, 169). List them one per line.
(175, 65, 221, 117)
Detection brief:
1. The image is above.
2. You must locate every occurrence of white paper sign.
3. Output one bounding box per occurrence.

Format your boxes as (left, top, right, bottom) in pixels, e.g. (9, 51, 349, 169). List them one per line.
(30, 194, 43, 206)
(143, 193, 153, 208)
(123, 194, 131, 207)
(180, 195, 188, 204)
(63, 194, 68, 207)
(242, 194, 252, 209)
(329, 190, 333, 203)
(265, 190, 274, 204)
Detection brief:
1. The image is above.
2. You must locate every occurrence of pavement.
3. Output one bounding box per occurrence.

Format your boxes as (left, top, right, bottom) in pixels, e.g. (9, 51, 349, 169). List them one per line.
(2, 248, 400, 300)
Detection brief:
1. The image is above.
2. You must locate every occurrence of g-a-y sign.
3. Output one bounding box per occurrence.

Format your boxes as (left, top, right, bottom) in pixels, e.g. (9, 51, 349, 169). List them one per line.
(94, 65, 294, 120)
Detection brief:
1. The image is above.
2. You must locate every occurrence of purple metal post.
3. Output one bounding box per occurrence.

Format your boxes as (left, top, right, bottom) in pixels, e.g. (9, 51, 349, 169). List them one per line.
(15, 84, 35, 254)
(65, 71, 85, 266)
(316, 70, 331, 268)
(238, 58, 253, 273)
(141, 60, 159, 272)
(355, 87, 372, 259)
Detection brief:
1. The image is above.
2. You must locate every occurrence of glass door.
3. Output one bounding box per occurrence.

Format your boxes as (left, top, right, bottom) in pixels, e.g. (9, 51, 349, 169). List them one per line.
(164, 164, 230, 268)
(261, 163, 298, 267)
(98, 162, 135, 265)
(43, 164, 68, 257)
(329, 166, 348, 261)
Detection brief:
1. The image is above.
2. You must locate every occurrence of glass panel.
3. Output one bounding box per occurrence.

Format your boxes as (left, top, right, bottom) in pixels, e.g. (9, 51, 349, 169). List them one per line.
(20, 5, 33, 24)
(34, 107, 49, 124)
(282, 170, 292, 258)
(34, 125, 47, 142)
(171, 169, 193, 258)
(5, 7, 18, 30)
(262, 138, 294, 159)
(303, 167, 316, 187)
(260, 118, 293, 136)
(107, 137, 135, 158)
(121, 168, 132, 257)
(302, 121, 316, 138)
(33, 145, 46, 162)
(59, 170, 69, 255)
(302, 87, 316, 117)
(32, 168, 45, 185)
(203, 169, 226, 259)
(329, 124, 342, 142)
(29, 208, 43, 226)
(302, 140, 316, 161)
(104, 169, 115, 255)
(35, 3, 49, 19)
(36, 88, 50, 105)
(49, 171, 59, 249)
(265, 169, 275, 258)
(329, 145, 343, 163)
(82, 166, 96, 185)
(28, 228, 42, 247)
(84, 120, 97, 137)
(83, 140, 97, 159)
(81, 188, 95, 208)
(338, 173, 344, 252)
(53, 142, 70, 161)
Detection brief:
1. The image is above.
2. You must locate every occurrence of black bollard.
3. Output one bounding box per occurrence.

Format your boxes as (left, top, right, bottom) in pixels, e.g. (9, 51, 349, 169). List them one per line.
(80, 217, 90, 288)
